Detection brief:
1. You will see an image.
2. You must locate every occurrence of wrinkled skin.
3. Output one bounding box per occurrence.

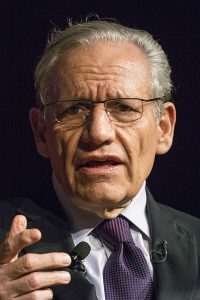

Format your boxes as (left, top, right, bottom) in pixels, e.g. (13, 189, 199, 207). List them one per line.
(30, 41, 176, 219)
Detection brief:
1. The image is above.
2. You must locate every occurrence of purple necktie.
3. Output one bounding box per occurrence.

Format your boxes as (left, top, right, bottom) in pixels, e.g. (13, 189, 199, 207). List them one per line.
(93, 216, 153, 300)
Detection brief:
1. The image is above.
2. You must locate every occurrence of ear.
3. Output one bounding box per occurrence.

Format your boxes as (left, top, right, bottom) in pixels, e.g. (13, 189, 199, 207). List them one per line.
(29, 108, 49, 158)
(156, 102, 176, 155)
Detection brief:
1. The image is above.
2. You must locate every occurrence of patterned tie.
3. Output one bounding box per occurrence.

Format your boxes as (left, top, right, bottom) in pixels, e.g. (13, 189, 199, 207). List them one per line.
(93, 216, 153, 300)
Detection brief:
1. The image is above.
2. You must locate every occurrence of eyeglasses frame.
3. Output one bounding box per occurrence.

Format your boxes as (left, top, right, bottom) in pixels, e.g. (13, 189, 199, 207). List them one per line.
(39, 97, 164, 125)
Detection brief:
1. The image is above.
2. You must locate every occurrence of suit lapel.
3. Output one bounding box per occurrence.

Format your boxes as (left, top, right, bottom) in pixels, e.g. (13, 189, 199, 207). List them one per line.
(16, 200, 98, 300)
(147, 189, 198, 299)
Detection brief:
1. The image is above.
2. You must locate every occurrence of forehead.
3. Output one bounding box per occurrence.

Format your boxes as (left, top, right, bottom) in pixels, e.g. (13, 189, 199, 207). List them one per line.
(50, 41, 153, 99)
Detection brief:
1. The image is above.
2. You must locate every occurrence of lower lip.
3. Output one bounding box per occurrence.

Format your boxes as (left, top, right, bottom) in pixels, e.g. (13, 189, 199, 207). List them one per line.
(78, 164, 123, 174)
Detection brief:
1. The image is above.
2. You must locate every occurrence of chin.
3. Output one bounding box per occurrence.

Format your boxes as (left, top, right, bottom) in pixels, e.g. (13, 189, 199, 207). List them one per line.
(95, 205, 130, 219)
(79, 182, 130, 202)
(74, 188, 132, 218)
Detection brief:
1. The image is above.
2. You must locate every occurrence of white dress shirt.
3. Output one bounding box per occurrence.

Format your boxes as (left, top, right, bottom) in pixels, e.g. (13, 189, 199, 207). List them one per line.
(53, 174, 153, 300)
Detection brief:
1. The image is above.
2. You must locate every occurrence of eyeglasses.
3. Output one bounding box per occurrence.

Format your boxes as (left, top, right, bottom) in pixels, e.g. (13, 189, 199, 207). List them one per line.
(41, 97, 162, 126)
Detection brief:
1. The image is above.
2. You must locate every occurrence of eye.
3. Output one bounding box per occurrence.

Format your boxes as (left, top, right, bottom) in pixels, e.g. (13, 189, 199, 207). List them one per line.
(116, 103, 134, 112)
(62, 102, 90, 115)
(66, 104, 82, 115)
(111, 101, 138, 113)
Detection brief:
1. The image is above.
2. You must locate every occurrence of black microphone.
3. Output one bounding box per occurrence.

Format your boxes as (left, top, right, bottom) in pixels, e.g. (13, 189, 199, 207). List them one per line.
(150, 240, 168, 263)
(42, 241, 91, 274)
(69, 241, 91, 273)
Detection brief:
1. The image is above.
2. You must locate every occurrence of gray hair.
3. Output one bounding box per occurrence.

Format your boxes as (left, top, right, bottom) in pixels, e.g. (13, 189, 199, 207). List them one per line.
(34, 20, 173, 106)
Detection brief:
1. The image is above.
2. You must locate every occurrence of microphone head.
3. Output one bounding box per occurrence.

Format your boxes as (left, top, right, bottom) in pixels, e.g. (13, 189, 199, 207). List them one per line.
(73, 241, 91, 260)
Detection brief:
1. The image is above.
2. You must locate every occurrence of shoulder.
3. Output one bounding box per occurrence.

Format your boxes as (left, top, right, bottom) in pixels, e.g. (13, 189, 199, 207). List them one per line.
(158, 202, 200, 237)
(146, 188, 200, 240)
(0, 197, 37, 223)
(0, 197, 40, 215)
(0, 197, 70, 243)
(0, 197, 47, 241)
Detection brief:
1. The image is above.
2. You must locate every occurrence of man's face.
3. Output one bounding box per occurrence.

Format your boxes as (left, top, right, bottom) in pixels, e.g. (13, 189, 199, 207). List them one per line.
(30, 41, 175, 218)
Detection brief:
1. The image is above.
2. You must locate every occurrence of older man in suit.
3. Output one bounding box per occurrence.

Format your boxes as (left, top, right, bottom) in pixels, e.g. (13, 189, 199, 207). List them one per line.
(0, 20, 199, 299)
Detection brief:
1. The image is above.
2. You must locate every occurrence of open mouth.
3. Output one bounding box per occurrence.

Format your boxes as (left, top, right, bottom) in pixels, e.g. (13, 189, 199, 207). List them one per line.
(81, 160, 120, 168)
(75, 156, 123, 170)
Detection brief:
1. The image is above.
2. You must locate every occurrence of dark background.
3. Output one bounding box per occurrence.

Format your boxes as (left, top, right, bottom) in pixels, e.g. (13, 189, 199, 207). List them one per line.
(0, 1, 199, 217)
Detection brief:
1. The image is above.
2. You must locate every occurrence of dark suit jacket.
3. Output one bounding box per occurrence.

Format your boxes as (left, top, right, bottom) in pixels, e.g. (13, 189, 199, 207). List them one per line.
(0, 189, 199, 300)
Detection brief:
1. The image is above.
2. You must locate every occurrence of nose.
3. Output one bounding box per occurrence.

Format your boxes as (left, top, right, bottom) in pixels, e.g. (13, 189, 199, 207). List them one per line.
(81, 105, 115, 147)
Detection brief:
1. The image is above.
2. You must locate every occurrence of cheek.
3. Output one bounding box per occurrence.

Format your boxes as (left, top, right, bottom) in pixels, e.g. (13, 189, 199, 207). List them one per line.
(45, 126, 82, 181)
(116, 121, 158, 179)
(137, 124, 159, 176)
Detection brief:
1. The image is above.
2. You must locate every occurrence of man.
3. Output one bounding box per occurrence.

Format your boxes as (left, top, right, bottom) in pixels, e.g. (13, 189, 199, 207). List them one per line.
(0, 20, 199, 299)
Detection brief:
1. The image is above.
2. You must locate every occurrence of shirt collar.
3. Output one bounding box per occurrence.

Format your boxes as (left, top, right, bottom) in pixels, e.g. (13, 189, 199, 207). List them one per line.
(121, 181, 150, 239)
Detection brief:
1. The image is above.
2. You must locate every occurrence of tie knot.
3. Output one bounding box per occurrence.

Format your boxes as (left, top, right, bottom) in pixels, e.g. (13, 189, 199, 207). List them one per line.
(93, 216, 133, 246)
